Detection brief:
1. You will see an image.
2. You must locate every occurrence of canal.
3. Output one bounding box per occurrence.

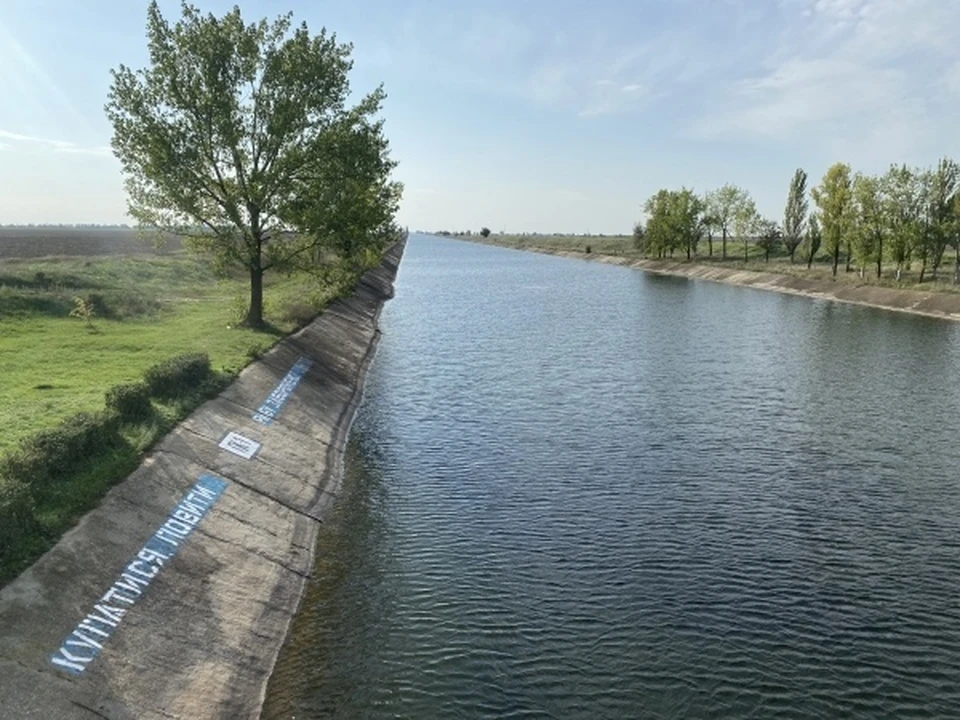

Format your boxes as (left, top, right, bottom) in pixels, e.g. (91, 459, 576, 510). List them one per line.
(264, 234, 960, 718)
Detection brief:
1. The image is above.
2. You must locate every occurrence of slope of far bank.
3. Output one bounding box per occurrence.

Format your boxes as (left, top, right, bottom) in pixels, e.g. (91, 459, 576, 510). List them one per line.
(460, 236, 960, 323)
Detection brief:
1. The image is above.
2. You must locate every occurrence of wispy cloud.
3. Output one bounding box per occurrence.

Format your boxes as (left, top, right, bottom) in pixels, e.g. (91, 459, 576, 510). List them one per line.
(693, 0, 960, 162)
(0, 129, 111, 156)
(376, 4, 725, 119)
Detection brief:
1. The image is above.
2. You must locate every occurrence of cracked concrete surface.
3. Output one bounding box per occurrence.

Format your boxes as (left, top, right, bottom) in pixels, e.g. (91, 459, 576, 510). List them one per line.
(0, 240, 404, 719)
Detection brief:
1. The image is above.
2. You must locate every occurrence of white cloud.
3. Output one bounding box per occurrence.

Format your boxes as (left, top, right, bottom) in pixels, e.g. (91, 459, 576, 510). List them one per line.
(0, 129, 110, 156)
(694, 0, 960, 163)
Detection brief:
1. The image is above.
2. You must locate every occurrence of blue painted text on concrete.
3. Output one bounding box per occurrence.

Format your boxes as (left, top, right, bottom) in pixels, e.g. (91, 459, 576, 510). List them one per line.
(252, 356, 313, 425)
(49, 474, 228, 675)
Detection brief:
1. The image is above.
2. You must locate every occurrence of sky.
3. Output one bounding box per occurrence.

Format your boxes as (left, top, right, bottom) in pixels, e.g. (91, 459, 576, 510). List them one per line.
(1, 0, 959, 233)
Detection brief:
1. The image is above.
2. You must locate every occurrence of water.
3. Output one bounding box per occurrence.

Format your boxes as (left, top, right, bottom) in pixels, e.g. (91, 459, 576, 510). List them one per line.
(264, 235, 960, 719)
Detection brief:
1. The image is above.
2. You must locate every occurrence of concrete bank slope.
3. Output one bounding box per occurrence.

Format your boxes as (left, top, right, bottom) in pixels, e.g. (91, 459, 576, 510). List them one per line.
(483, 240, 960, 322)
(0, 240, 405, 720)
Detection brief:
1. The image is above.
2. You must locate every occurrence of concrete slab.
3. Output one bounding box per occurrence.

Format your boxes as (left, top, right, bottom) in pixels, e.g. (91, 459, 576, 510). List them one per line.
(0, 239, 405, 719)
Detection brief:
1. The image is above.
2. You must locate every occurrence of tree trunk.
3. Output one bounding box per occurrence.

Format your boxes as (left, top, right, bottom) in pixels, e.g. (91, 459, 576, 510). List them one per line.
(919, 257, 927, 284)
(832, 245, 839, 276)
(876, 234, 882, 279)
(807, 244, 814, 269)
(246, 264, 264, 327)
(722, 229, 727, 260)
(789, 245, 796, 263)
(845, 240, 852, 272)
(244, 223, 265, 328)
(743, 238, 748, 264)
(708, 232, 713, 257)
(765, 247, 770, 262)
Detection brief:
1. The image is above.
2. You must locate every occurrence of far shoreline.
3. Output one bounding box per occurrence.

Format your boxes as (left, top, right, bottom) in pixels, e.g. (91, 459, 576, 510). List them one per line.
(454, 235, 960, 324)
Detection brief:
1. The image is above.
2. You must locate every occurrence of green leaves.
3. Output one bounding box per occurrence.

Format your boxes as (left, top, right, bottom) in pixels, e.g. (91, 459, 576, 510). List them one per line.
(106, 2, 402, 326)
(642, 187, 704, 259)
(783, 169, 808, 261)
(811, 163, 853, 275)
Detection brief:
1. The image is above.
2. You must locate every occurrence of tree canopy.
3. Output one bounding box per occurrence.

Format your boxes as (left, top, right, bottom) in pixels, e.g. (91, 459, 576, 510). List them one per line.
(811, 163, 853, 276)
(783, 169, 808, 263)
(106, 2, 403, 327)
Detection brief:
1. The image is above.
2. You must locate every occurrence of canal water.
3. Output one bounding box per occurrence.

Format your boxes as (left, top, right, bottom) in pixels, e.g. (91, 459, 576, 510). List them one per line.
(264, 234, 960, 719)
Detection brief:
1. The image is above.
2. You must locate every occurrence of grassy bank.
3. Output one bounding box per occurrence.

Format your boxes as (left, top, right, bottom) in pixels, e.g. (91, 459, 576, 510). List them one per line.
(0, 246, 360, 585)
(468, 233, 960, 294)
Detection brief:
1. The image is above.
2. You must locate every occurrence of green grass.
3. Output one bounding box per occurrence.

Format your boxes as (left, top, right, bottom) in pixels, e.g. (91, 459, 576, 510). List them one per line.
(0, 249, 360, 586)
(0, 253, 349, 456)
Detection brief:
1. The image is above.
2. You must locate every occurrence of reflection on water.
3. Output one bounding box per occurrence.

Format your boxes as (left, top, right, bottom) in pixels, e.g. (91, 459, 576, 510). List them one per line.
(264, 235, 960, 719)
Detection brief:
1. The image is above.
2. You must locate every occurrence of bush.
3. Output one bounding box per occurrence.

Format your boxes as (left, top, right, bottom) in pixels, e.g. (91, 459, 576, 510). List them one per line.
(0, 479, 41, 555)
(282, 301, 318, 328)
(105, 381, 153, 421)
(143, 353, 212, 399)
(0, 411, 122, 495)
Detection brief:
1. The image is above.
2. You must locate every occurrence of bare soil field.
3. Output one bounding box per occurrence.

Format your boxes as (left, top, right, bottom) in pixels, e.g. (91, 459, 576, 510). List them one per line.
(0, 227, 182, 259)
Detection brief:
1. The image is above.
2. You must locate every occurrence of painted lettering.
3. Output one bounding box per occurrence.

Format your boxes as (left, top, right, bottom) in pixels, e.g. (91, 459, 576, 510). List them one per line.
(78, 621, 110, 638)
(138, 547, 168, 564)
(253, 356, 313, 425)
(120, 572, 150, 589)
(164, 519, 192, 535)
(101, 587, 136, 605)
(173, 509, 201, 525)
(50, 474, 228, 675)
(51, 654, 87, 674)
(68, 630, 103, 651)
(128, 560, 161, 580)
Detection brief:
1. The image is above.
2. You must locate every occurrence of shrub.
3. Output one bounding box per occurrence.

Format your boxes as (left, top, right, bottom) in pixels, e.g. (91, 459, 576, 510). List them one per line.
(282, 301, 318, 328)
(143, 353, 212, 399)
(105, 381, 153, 421)
(0, 412, 122, 495)
(0, 479, 40, 555)
(69, 295, 96, 327)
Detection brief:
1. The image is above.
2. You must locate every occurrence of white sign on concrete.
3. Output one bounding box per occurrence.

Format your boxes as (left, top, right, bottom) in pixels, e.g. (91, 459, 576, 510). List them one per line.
(218, 431, 261, 460)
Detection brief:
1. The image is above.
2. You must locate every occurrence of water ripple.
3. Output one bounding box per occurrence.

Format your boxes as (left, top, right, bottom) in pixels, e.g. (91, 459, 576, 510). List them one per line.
(264, 236, 960, 719)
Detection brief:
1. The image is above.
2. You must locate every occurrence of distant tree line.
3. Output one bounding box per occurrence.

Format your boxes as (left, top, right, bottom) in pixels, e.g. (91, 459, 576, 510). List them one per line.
(634, 159, 960, 282)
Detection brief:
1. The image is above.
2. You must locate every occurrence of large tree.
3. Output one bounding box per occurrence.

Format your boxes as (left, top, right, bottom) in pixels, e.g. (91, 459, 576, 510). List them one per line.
(733, 195, 758, 263)
(755, 219, 781, 263)
(926, 157, 958, 281)
(883, 164, 918, 281)
(705, 184, 750, 261)
(852, 173, 886, 278)
(811, 163, 853, 276)
(783, 168, 808, 263)
(642, 188, 703, 260)
(106, 2, 402, 327)
(673, 187, 705, 261)
(805, 213, 822, 269)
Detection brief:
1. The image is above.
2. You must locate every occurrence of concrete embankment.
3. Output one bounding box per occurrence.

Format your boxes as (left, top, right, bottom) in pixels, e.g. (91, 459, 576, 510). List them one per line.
(0, 240, 404, 719)
(482, 240, 960, 322)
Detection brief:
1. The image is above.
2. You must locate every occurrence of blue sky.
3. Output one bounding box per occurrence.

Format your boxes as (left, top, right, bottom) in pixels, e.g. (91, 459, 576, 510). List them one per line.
(1, 0, 959, 233)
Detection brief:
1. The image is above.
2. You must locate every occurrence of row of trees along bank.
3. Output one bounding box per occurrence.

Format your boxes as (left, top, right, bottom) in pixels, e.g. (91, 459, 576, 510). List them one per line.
(635, 159, 960, 283)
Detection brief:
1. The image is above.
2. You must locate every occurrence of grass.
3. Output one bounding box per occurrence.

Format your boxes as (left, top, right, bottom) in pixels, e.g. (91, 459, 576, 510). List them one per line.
(0, 253, 349, 456)
(0, 247, 359, 586)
